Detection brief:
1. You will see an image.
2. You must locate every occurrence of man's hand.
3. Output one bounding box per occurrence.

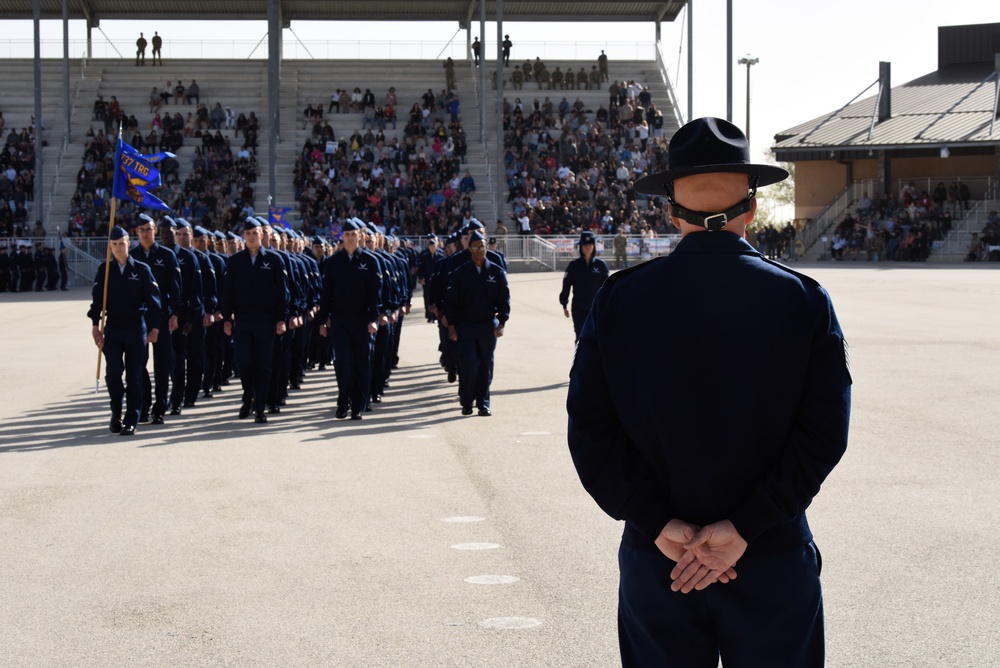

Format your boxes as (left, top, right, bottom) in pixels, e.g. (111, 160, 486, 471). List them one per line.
(276, 321, 287, 335)
(147, 328, 159, 344)
(654, 519, 700, 563)
(92, 326, 104, 349)
(494, 326, 504, 338)
(670, 520, 746, 594)
(319, 324, 327, 338)
(448, 324, 458, 342)
(367, 322, 378, 334)
(203, 314, 214, 328)
(563, 308, 570, 319)
(168, 315, 178, 332)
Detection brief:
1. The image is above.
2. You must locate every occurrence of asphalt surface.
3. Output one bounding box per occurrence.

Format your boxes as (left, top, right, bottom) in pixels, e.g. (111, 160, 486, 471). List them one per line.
(1, 264, 998, 667)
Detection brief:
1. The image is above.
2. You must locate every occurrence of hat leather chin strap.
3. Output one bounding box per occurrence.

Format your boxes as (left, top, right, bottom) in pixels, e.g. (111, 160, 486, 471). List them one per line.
(669, 195, 755, 232)
(664, 176, 758, 232)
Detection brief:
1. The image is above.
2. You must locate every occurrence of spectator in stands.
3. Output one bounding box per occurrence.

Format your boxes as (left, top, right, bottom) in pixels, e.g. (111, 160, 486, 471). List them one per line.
(224, 106, 236, 129)
(210, 103, 225, 130)
(149, 87, 162, 113)
(161, 82, 172, 106)
(196, 103, 209, 131)
(173, 80, 185, 105)
(186, 80, 200, 105)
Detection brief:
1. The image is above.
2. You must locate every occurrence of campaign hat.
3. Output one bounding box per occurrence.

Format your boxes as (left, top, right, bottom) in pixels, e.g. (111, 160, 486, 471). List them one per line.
(633, 117, 787, 196)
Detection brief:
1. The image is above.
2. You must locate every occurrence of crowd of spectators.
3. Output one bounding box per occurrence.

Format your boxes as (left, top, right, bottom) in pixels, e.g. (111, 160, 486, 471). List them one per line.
(499, 76, 670, 237)
(827, 187, 955, 262)
(72, 80, 260, 236)
(0, 123, 36, 238)
(293, 86, 474, 237)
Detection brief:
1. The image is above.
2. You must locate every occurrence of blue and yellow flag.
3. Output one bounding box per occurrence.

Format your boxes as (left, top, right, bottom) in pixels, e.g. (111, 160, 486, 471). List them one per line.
(112, 138, 173, 212)
(269, 206, 292, 229)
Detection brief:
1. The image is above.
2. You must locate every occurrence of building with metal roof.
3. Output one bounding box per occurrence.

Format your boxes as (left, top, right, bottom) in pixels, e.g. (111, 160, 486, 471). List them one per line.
(772, 22, 1000, 222)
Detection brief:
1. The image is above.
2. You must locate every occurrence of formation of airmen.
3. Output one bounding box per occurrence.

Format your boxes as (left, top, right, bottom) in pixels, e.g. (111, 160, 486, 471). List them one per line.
(90, 212, 512, 434)
(0, 242, 69, 293)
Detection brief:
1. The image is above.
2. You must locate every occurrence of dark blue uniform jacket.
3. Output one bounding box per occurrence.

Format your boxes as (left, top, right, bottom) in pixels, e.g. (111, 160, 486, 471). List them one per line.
(567, 232, 852, 557)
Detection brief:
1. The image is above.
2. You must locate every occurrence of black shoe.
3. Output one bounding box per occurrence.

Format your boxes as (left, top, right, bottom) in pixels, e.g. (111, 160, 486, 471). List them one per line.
(151, 414, 164, 425)
(318, 363, 326, 371)
(267, 405, 281, 414)
(254, 412, 267, 424)
(372, 394, 381, 403)
(448, 370, 457, 383)
(139, 412, 150, 424)
(183, 401, 196, 408)
(238, 401, 253, 419)
(170, 407, 182, 416)
(461, 407, 474, 416)
(335, 407, 348, 419)
(109, 417, 123, 434)
(202, 389, 213, 398)
(478, 407, 492, 417)
(365, 404, 373, 412)
(212, 385, 222, 392)
(289, 381, 300, 390)
(350, 412, 362, 420)
(119, 425, 136, 436)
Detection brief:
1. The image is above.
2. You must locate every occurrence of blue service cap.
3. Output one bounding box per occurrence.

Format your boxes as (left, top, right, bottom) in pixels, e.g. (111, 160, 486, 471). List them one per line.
(469, 230, 486, 244)
(579, 231, 596, 245)
(213, 231, 226, 241)
(193, 225, 208, 238)
(227, 231, 241, 240)
(109, 226, 129, 241)
(244, 217, 262, 229)
(342, 219, 364, 232)
(161, 216, 178, 229)
(468, 219, 485, 230)
(176, 218, 192, 229)
(426, 234, 438, 243)
(311, 236, 325, 245)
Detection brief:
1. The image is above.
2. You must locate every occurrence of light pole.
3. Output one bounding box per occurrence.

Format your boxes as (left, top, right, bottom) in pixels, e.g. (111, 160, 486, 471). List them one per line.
(738, 55, 759, 143)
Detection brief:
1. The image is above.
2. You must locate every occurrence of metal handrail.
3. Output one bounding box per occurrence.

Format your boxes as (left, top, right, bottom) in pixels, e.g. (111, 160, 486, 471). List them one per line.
(654, 39, 685, 127)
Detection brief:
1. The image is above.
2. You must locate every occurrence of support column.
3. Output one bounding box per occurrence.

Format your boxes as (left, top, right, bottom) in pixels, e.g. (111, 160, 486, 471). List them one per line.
(267, 0, 281, 208)
(688, 0, 694, 123)
(479, 0, 485, 144)
(33, 0, 43, 225)
(495, 0, 504, 224)
(63, 0, 70, 143)
(726, 0, 732, 122)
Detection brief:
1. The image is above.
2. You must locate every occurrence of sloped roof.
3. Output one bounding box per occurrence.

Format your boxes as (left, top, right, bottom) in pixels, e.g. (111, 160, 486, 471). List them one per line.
(0, 1, 687, 23)
(773, 64, 1000, 153)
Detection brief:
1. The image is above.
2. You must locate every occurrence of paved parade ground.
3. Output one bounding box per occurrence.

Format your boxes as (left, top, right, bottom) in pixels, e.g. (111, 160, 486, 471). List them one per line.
(1, 265, 999, 667)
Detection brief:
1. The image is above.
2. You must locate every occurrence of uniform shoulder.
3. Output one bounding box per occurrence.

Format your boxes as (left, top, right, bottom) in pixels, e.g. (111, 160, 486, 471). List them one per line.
(600, 255, 665, 289)
(758, 256, 823, 291)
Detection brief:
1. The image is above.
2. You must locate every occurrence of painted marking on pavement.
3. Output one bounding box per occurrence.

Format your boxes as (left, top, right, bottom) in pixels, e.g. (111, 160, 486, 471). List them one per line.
(442, 516, 486, 523)
(464, 575, 519, 585)
(452, 542, 501, 550)
(521, 431, 551, 436)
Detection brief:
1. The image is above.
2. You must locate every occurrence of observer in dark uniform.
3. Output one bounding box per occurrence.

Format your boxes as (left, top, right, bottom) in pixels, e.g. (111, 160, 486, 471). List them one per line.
(566, 117, 852, 667)
(317, 219, 382, 420)
(88, 226, 162, 437)
(221, 218, 288, 423)
(559, 230, 610, 342)
(444, 230, 510, 417)
(131, 214, 181, 424)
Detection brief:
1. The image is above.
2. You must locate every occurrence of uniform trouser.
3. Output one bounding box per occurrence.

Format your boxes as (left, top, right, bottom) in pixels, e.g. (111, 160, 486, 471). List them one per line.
(269, 330, 290, 406)
(234, 320, 275, 414)
(46, 270, 59, 291)
(422, 285, 433, 319)
(456, 322, 496, 410)
(617, 541, 824, 668)
(20, 270, 34, 292)
(290, 323, 308, 382)
(171, 322, 205, 406)
(571, 307, 591, 343)
(60, 268, 68, 290)
(142, 321, 174, 416)
(329, 317, 373, 413)
(307, 317, 325, 367)
(35, 270, 46, 291)
(202, 322, 222, 392)
(371, 319, 391, 399)
(103, 324, 147, 428)
(0, 271, 7, 292)
(391, 312, 404, 368)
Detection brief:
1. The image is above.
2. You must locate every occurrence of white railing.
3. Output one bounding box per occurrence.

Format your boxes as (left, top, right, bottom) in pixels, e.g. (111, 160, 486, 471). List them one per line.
(0, 39, 655, 62)
(654, 39, 685, 126)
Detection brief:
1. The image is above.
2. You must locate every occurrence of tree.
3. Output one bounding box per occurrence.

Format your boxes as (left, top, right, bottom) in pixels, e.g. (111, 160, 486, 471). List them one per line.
(754, 151, 794, 228)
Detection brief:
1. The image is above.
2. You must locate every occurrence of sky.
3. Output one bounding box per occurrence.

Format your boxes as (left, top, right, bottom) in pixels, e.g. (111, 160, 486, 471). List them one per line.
(2, 0, 997, 162)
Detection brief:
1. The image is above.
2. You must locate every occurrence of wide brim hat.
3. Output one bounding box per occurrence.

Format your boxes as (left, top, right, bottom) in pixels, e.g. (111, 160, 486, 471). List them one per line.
(634, 117, 788, 196)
